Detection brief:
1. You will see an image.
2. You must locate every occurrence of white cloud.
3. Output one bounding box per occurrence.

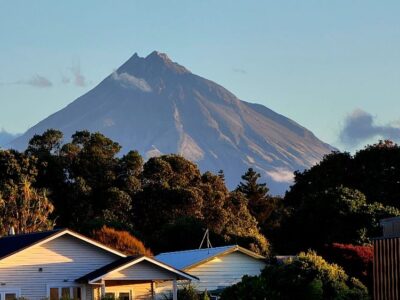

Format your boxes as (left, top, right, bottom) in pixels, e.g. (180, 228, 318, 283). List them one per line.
(267, 168, 295, 183)
(15, 75, 53, 88)
(112, 71, 152, 92)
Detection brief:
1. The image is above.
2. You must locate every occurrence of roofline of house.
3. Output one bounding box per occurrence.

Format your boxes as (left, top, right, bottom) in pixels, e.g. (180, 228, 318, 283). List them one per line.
(0, 228, 127, 261)
(87, 256, 198, 283)
(161, 245, 266, 270)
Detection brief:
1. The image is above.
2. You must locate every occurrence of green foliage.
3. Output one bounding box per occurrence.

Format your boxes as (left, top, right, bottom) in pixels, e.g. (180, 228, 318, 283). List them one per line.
(277, 186, 400, 253)
(221, 251, 370, 300)
(0, 177, 54, 235)
(161, 285, 210, 300)
(321, 243, 373, 291)
(285, 141, 400, 209)
(0, 130, 269, 255)
(237, 168, 272, 224)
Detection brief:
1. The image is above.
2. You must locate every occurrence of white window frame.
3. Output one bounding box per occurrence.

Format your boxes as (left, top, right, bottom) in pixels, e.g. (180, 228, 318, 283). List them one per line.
(46, 283, 86, 300)
(103, 289, 133, 300)
(0, 288, 21, 300)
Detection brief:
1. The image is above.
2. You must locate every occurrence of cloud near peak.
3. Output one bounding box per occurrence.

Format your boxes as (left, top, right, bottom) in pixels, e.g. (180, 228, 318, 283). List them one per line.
(111, 71, 152, 92)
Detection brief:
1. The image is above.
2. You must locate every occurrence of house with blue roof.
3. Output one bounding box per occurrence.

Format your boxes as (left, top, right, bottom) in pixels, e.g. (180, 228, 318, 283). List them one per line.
(0, 229, 196, 300)
(155, 245, 266, 295)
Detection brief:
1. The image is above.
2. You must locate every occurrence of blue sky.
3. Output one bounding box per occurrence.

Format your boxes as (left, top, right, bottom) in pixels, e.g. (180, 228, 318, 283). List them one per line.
(1, 1, 399, 150)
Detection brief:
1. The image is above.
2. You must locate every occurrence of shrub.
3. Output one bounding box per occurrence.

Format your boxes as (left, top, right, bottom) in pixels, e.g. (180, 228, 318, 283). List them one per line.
(321, 243, 373, 290)
(91, 226, 152, 256)
(221, 251, 370, 300)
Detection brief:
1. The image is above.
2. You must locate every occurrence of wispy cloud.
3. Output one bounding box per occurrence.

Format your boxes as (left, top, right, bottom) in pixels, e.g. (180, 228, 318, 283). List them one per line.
(61, 76, 71, 84)
(233, 68, 247, 74)
(70, 64, 87, 87)
(15, 75, 53, 88)
(267, 168, 294, 183)
(111, 71, 152, 92)
(340, 109, 400, 147)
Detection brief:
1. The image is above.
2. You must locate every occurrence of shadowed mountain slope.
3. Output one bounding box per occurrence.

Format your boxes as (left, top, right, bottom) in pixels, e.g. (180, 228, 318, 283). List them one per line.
(9, 51, 334, 194)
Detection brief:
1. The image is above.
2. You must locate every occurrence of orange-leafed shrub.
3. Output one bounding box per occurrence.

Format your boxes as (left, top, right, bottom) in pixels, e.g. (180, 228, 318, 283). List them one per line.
(91, 226, 153, 256)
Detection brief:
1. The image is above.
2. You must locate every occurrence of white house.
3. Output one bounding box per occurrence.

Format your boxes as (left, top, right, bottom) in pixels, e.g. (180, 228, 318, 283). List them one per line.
(0, 229, 196, 300)
(155, 245, 266, 294)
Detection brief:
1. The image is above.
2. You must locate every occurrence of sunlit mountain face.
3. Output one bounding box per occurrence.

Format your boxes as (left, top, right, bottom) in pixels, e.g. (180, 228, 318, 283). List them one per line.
(9, 51, 334, 194)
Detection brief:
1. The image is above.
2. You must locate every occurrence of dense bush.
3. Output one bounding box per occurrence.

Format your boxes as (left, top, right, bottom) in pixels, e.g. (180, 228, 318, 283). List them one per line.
(276, 186, 399, 253)
(221, 251, 370, 300)
(91, 226, 152, 256)
(162, 285, 210, 300)
(321, 243, 373, 290)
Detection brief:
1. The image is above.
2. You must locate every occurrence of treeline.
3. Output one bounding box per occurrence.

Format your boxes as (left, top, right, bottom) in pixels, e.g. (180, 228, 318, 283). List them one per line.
(0, 129, 270, 254)
(1, 130, 400, 297)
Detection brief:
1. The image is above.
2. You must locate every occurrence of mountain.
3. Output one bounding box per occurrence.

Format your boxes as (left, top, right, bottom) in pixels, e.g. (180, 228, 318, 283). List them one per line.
(9, 51, 334, 194)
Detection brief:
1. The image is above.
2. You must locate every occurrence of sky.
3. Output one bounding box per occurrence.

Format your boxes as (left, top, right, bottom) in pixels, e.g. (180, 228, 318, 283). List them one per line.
(0, 1, 399, 151)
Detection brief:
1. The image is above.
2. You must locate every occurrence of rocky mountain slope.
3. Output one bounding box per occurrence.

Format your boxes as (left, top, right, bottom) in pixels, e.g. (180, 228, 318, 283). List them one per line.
(9, 51, 334, 193)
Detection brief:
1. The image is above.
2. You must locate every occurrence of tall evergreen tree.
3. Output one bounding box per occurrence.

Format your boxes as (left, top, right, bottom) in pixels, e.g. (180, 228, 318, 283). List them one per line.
(237, 168, 273, 225)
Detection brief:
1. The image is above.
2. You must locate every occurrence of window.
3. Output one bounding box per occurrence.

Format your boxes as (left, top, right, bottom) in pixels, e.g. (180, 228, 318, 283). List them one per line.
(0, 290, 20, 300)
(48, 286, 83, 300)
(105, 293, 115, 299)
(118, 292, 130, 300)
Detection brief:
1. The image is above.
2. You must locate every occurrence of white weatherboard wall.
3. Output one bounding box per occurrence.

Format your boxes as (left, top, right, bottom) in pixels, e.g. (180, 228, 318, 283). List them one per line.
(0, 235, 120, 300)
(104, 260, 179, 281)
(156, 251, 266, 297)
(187, 251, 266, 291)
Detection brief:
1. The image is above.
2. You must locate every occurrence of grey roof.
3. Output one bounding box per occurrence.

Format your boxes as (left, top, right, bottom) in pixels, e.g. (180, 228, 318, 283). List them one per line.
(0, 229, 64, 260)
(155, 245, 265, 270)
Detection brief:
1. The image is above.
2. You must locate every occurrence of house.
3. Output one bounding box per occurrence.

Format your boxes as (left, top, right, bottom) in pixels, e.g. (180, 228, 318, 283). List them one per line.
(373, 217, 400, 300)
(0, 228, 197, 300)
(155, 245, 266, 294)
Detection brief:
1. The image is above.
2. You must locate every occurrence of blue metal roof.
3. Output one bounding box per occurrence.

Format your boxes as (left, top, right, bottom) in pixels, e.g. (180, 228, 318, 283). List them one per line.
(155, 245, 239, 269)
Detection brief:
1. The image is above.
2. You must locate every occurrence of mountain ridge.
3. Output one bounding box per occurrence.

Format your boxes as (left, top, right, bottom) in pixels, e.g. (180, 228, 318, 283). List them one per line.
(9, 51, 334, 194)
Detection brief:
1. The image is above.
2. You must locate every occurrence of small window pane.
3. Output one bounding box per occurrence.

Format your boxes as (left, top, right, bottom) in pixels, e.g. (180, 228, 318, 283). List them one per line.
(61, 288, 70, 299)
(5, 294, 16, 300)
(105, 293, 115, 299)
(119, 292, 129, 300)
(72, 287, 81, 300)
(50, 288, 59, 300)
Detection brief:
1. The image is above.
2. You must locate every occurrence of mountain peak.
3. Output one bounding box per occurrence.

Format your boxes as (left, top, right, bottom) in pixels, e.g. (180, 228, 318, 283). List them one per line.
(146, 51, 171, 62)
(118, 51, 190, 75)
(9, 52, 334, 194)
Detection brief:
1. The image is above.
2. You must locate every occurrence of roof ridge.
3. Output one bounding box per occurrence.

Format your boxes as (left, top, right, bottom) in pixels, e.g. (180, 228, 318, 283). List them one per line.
(0, 228, 64, 240)
(156, 245, 237, 256)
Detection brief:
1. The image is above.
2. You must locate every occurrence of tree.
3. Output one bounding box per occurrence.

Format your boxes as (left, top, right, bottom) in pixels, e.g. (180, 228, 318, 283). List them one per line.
(223, 191, 269, 254)
(134, 155, 270, 254)
(237, 168, 273, 225)
(55, 131, 124, 228)
(26, 129, 63, 156)
(91, 226, 152, 256)
(277, 186, 400, 253)
(221, 251, 370, 300)
(285, 141, 400, 210)
(0, 177, 54, 235)
(0, 149, 38, 185)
